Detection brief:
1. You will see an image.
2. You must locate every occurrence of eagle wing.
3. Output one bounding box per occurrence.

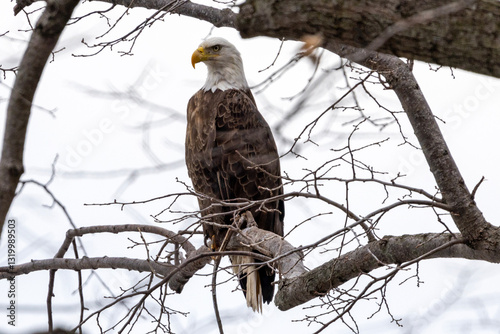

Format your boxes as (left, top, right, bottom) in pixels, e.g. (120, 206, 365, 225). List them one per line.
(186, 88, 284, 310)
(185, 89, 284, 246)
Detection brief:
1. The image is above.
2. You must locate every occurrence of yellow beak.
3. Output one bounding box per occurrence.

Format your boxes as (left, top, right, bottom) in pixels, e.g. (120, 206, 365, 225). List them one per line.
(191, 47, 205, 69)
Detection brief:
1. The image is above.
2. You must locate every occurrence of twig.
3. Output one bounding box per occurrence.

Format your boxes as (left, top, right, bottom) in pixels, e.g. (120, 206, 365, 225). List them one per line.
(73, 241, 84, 334)
(312, 237, 465, 333)
(212, 257, 224, 334)
(258, 37, 286, 72)
(471, 176, 485, 200)
(0, 0, 79, 238)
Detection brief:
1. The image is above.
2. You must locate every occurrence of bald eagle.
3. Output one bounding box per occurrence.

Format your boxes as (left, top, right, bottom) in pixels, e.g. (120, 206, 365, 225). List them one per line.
(186, 37, 284, 312)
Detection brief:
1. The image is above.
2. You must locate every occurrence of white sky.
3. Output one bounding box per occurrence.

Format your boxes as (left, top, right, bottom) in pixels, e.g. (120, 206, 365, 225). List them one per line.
(1, 1, 500, 333)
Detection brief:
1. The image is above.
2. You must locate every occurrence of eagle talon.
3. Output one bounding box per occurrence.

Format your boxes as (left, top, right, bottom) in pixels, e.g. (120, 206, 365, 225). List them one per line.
(211, 235, 218, 252)
(210, 235, 219, 260)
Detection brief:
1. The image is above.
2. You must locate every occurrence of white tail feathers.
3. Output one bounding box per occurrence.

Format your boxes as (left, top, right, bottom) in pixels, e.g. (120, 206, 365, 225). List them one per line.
(230, 254, 263, 312)
(244, 262, 262, 312)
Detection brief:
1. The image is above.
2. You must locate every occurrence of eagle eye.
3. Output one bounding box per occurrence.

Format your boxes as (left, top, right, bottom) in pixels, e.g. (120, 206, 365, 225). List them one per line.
(212, 45, 221, 52)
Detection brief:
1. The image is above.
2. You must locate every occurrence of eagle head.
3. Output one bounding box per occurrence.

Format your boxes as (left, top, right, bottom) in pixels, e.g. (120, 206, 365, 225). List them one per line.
(191, 37, 249, 92)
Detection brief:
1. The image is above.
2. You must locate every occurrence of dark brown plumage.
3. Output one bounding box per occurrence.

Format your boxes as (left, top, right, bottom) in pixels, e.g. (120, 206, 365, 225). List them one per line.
(185, 88, 284, 309)
(187, 37, 284, 312)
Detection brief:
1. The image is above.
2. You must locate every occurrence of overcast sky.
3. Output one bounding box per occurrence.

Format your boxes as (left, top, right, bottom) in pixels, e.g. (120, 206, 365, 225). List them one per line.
(1, 1, 500, 333)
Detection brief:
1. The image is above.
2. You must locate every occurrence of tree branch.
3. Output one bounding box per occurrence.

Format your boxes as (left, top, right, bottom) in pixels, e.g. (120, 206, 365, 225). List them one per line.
(60, 224, 197, 256)
(168, 245, 211, 293)
(14, 0, 237, 27)
(2, 222, 498, 314)
(161, 224, 500, 312)
(320, 43, 496, 248)
(163, 224, 500, 312)
(169, 225, 307, 293)
(0, 256, 174, 279)
(92, 0, 236, 27)
(229, 226, 307, 279)
(238, 0, 500, 78)
(16, 1, 500, 78)
(275, 233, 476, 311)
(0, 0, 79, 237)
(0, 224, 198, 279)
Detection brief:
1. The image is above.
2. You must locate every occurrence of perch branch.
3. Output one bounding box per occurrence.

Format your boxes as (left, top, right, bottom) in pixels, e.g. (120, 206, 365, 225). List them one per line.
(274, 233, 471, 310)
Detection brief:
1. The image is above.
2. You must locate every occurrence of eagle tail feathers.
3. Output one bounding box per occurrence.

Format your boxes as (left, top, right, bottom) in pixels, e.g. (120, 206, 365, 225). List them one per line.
(245, 262, 263, 313)
(231, 254, 264, 313)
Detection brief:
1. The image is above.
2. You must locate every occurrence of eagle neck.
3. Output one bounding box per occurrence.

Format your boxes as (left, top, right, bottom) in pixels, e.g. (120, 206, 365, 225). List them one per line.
(202, 57, 249, 93)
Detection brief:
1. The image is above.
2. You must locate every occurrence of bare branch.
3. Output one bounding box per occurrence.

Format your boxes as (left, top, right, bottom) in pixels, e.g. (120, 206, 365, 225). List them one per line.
(106, 0, 237, 28)
(0, 0, 79, 237)
(168, 245, 211, 293)
(275, 233, 471, 311)
(228, 226, 307, 279)
(471, 176, 486, 200)
(60, 224, 197, 256)
(0, 256, 174, 279)
(14, 0, 238, 27)
(169, 222, 307, 294)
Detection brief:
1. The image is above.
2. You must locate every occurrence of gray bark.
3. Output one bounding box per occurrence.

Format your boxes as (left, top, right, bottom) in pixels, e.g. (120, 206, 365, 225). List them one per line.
(0, 257, 174, 279)
(5, 0, 500, 315)
(0, 0, 80, 237)
(275, 233, 473, 310)
(28, 0, 498, 79)
(238, 0, 500, 78)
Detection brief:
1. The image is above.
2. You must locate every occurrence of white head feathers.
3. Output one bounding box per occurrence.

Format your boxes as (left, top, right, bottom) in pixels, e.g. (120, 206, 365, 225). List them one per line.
(191, 37, 249, 93)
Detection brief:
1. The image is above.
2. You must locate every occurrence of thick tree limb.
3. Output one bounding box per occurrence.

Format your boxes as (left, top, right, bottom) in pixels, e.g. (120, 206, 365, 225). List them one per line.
(372, 54, 491, 243)
(205, 226, 498, 311)
(319, 43, 499, 251)
(238, 0, 500, 78)
(163, 226, 500, 311)
(275, 233, 476, 311)
(0, 0, 79, 237)
(15, 0, 500, 78)
(1, 223, 498, 313)
(4, 0, 500, 319)
(168, 245, 211, 293)
(169, 225, 306, 293)
(228, 226, 307, 278)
